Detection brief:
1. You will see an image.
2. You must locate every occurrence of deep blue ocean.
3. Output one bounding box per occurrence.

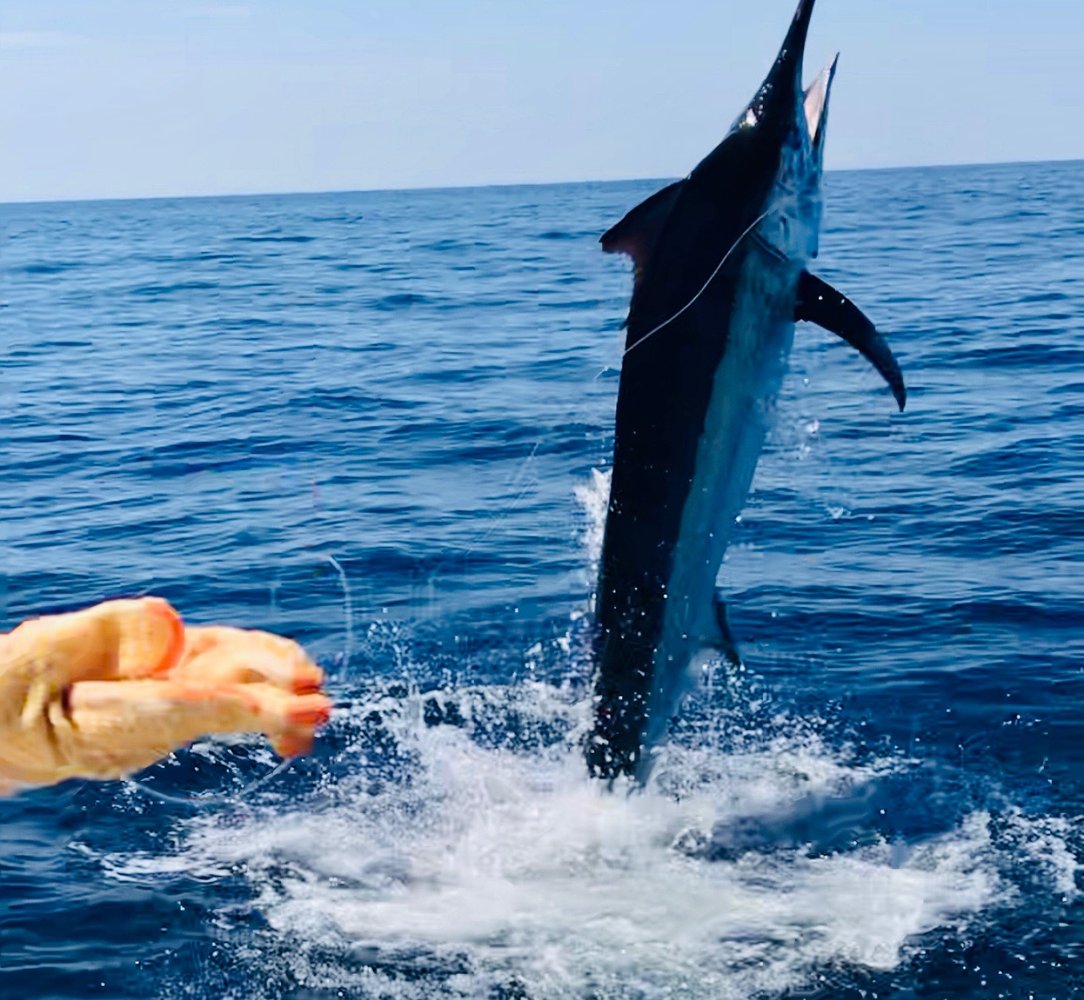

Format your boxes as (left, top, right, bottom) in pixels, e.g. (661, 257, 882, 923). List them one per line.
(1, 161, 1082, 999)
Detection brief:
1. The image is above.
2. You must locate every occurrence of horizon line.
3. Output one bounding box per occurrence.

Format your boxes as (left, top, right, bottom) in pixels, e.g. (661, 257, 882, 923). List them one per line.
(1, 155, 1080, 210)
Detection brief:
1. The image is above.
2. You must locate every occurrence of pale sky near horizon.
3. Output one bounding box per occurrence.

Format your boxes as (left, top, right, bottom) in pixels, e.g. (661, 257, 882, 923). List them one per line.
(2, 0, 1081, 204)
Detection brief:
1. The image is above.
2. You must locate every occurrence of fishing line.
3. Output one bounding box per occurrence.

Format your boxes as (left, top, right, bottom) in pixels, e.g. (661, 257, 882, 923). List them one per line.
(323, 552, 355, 666)
(124, 551, 354, 809)
(123, 756, 295, 809)
(620, 203, 781, 360)
(460, 440, 542, 562)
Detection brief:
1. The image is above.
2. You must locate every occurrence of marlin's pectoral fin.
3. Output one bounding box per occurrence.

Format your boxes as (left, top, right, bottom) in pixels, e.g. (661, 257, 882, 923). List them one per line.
(601, 180, 685, 287)
(710, 595, 743, 669)
(795, 271, 907, 411)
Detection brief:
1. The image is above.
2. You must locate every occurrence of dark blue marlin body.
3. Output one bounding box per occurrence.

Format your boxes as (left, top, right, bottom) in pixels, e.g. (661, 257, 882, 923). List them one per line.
(586, 0, 906, 780)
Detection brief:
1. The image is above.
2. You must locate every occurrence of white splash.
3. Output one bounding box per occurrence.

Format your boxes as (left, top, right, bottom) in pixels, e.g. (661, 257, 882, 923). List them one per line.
(83, 465, 1082, 997)
(87, 677, 1078, 1000)
(572, 467, 611, 579)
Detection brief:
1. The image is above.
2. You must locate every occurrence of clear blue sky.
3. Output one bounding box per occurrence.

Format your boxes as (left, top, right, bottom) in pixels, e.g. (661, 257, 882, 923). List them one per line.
(2, 1, 1080, 203)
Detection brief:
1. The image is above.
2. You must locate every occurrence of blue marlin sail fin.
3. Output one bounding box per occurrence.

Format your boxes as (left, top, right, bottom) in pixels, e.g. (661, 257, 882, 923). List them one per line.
(796, 271, 907, 411)
(600, 180, 685, 286)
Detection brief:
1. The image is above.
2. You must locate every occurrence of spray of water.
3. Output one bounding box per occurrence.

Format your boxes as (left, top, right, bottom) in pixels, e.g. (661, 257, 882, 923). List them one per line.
(93, 677, 1082, 1000)
(84, 475, 1081, 998)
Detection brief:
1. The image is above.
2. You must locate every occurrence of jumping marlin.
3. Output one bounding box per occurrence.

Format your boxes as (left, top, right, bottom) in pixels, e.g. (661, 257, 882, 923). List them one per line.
(586, 0, 906, 781)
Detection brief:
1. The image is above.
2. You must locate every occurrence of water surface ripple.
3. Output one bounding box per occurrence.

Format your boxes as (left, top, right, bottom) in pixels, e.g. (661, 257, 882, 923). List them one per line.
(1, 162, 1083, 999)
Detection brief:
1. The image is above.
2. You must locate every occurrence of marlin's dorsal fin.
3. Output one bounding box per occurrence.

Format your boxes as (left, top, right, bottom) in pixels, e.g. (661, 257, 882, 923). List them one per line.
(796, 271, 907, 411)
(600, 180, 685, 286)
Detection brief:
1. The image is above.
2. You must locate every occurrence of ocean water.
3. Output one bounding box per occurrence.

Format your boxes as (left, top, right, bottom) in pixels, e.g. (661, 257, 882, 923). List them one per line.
(1, 160, 1082, 999)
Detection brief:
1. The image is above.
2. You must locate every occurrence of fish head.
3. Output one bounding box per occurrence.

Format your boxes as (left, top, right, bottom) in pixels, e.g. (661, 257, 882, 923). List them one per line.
(791, 53, 839, 259)
(688, 0, 836, 266)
